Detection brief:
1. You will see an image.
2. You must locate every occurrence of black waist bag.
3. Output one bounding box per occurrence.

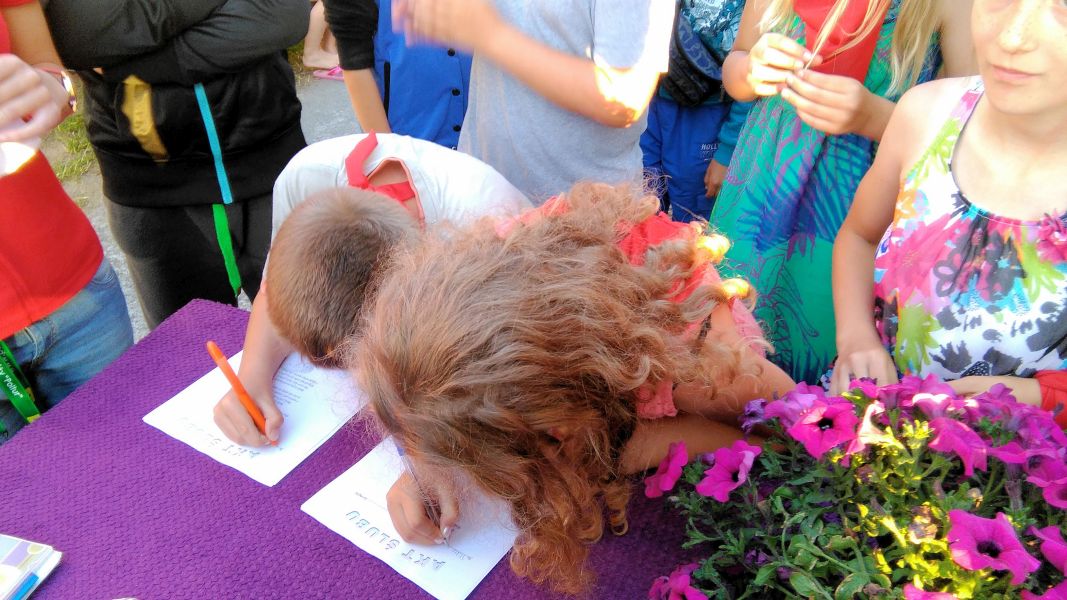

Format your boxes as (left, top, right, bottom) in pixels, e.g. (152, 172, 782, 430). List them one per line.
(661, 8, 723, 107)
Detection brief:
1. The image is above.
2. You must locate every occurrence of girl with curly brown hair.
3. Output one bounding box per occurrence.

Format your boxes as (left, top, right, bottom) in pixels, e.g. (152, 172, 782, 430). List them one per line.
(352, 183, 794, 594)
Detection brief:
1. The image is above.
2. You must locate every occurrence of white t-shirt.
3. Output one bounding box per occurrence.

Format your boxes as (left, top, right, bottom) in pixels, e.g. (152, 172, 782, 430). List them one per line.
(272, 133, 531, 239)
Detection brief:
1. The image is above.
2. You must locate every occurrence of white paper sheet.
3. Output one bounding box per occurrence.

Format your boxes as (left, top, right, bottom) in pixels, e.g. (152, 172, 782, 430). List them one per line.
(301, 441, 517, 600)
(143, 352, 362, 486)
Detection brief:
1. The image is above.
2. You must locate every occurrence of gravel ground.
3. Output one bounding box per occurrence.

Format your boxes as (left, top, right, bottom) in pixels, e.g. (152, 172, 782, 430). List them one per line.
(52, 76, 357, 340)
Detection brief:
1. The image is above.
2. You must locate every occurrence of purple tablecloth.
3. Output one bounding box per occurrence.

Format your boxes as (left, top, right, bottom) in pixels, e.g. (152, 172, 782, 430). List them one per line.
(0, 300, 690, 599)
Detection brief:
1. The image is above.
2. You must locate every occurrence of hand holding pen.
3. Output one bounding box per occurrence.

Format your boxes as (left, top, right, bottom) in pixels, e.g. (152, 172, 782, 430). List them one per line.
(386, 441, 460, 546)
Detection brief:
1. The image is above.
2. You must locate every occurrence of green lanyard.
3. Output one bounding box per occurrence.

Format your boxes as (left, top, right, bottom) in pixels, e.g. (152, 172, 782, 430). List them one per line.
(0, 339, 40, 429)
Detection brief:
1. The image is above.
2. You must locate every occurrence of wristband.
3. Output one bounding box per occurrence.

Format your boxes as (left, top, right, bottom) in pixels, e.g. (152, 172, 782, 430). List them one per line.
(33, 62, 77, 113)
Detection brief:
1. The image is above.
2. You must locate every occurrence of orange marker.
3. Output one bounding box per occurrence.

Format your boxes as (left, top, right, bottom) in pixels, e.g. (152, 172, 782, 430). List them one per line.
(205, 340, 277, 446)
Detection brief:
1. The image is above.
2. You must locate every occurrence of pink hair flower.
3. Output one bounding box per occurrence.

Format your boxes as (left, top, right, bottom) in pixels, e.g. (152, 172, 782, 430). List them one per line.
(947, 510, 1040, 585)
(1029, 526, 1067, 574)
(928, 418, 988, 477)
(648, 562, 707, 600)
(903, 583, 958, 599)
(786, 401, 859, 460)
(1023, 581, 1067, 600)
(644, 441, 688, 499)
(695, 440, 762, 502)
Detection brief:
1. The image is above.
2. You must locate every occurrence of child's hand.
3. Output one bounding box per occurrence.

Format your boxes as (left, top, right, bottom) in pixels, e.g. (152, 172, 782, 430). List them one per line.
(0, 55, 65, 142)
(213, 377, 284, 447)
(781, 69, 877, 136)
(704, 159, 728, 198)
(393, 0, 501, 53)
(745, 32, 814, 97)
(831, 333, 898, 396)
(386, 471, 460, 545)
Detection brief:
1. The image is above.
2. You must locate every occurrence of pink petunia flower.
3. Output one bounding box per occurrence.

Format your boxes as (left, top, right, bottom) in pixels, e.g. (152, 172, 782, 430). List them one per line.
(1041, 483, 1067, 510)
(946, 510, 1040, 585)
(988, 442, 1028, 465)
(644, 441, 688, 499)
(786, 401, 859, 460)
(912, 393, 961, 419)
(1029, 526, 1067, 573)
(648, 562, 707, 600)
(764, 383, 827, 429)
(695, 440, 762, 502)
(903, 583, 958, 599)
(1023, 581, 1067, 600)
(845, 401, 890, 455)
(928, 418, 988, 477)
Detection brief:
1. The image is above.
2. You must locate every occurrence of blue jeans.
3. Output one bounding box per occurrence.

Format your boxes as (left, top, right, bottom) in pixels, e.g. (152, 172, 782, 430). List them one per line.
(0, 259, 133, 443)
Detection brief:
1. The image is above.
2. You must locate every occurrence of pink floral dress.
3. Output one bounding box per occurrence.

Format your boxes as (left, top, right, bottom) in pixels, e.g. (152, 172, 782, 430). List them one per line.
(873, 78, 1067, 380)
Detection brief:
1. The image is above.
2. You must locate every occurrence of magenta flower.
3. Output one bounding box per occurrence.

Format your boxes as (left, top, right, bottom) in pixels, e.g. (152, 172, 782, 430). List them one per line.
(764, 383, 826, 428)
(1025, 452, 1067, 487)
(1041, 483, 1067, 510)
(644, 441, 688, 499)
(786, 401, 859, 459)
(912, 392, 961, 419)
(903, 583, 958, 599)
(989, 441, 1028, 465)
(894, 375, 957, 410)
(740, 399, 767, 434)
(928, 418, 988, 477)
(1023, 581, 1067, 600)
(648, 562, 707, 600)
(845, 401, 890, 455)
(1030, 526, 1067, 573)
(946, 510, 1040, 585)
(695, 440, 762, 502)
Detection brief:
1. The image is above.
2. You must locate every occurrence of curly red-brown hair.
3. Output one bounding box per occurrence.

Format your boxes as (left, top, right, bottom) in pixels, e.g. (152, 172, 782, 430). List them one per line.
(352, 183, 757, 594)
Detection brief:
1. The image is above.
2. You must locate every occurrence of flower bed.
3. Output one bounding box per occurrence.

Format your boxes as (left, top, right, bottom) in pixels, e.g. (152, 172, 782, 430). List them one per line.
(646, 377, 1067, 599)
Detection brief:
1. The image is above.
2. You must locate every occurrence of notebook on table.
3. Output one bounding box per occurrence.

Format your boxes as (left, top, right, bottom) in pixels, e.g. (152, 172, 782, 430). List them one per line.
(0, 534, 61, 600)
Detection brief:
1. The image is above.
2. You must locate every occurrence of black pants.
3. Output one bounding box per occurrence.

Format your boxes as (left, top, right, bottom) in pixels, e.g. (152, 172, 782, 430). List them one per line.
(105, 194, 272, 328)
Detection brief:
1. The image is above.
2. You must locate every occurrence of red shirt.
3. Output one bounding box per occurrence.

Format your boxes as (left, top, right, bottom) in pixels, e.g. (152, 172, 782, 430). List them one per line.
(0, 1, 104, 339)
(0, 0, 34, 54)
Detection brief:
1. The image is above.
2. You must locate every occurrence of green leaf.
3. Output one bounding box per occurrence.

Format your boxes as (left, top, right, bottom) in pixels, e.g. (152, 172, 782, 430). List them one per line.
(753, 563, 777, 587)
(789, 572, 828, 598)
(834, 573, 870, 600)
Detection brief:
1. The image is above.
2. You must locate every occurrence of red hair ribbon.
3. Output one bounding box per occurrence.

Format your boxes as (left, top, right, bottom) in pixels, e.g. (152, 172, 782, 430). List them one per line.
(345, 130, 416, 203)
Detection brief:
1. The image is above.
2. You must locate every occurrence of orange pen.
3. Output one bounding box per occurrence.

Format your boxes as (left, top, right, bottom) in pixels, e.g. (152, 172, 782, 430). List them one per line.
(205, 340, 277, 446)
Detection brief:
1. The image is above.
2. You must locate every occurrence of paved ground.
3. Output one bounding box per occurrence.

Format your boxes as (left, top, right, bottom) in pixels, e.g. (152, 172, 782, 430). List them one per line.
(53, 76, 356, 340)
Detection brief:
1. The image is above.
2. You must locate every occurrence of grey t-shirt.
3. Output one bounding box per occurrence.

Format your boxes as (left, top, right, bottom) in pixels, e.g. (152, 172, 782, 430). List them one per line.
(459, 0, 673, 203)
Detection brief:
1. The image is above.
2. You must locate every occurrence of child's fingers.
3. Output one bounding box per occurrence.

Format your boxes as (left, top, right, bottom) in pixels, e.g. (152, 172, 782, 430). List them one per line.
(436, 490, 461, 541)
(786, 73, 841, 105)
(213, 394, 270, 447)
(259, 397, 284, 443)
(794, 68, 850, 92)
(387, 473, 446, 545)
(760, 33, 811, 62)
(794, 108, 839, 134)
(781, 87, 838, 121)
(756, 46, 808, 71)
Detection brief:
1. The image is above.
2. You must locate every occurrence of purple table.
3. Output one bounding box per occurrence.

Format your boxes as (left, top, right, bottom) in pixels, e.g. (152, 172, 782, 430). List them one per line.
(0, 300, 690, 599)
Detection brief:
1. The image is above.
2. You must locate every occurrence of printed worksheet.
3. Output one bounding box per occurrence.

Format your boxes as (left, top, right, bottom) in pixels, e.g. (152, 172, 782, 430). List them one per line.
(143, 352, 363, 486)
(301, 441, 517, 600)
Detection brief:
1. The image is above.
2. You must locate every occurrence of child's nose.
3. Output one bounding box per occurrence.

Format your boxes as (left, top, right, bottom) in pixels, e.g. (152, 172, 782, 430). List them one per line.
(997, 0, 1042, 54)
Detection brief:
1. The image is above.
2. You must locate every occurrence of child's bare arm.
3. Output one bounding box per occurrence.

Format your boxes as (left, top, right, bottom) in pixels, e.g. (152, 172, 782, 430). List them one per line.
(620, 414, 749, 475)
(395, 0, 670, 128)
(213, 283, 293, 446)
(341, 69, 392, 134)
(829, 87, 931, 393)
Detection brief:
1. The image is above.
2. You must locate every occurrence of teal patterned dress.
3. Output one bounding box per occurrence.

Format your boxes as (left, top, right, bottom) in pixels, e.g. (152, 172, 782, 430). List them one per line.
(710, 0, 939, 383)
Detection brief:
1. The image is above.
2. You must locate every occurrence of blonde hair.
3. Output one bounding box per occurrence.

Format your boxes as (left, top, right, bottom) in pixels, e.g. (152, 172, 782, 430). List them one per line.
(267, 187, 418, 367)
(759, 0, 940, 95)
(353, 183, 759, 593)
